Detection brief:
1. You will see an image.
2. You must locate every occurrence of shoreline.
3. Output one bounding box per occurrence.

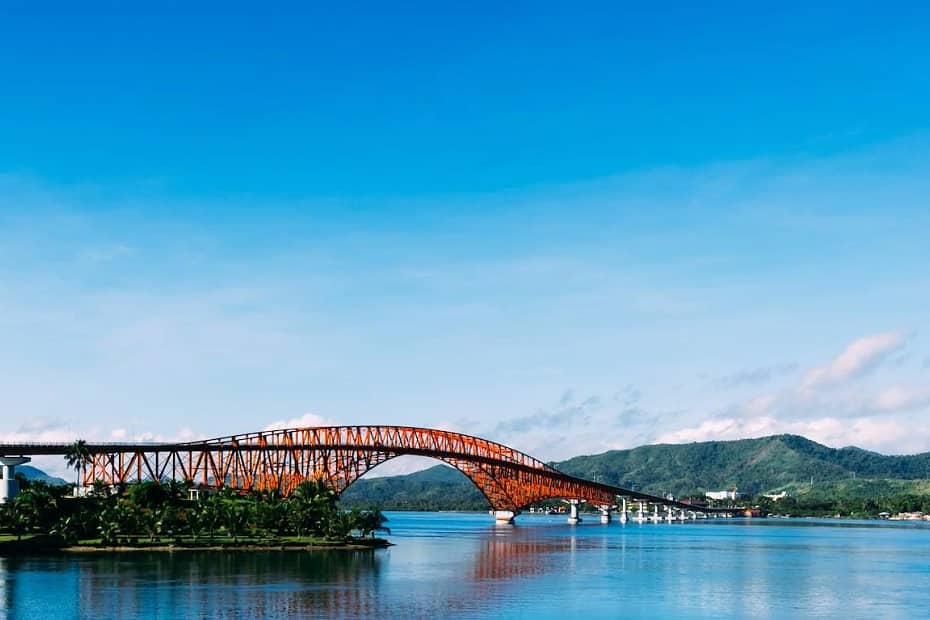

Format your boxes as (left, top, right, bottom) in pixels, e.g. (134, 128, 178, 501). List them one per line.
(0, 537, 391, 555)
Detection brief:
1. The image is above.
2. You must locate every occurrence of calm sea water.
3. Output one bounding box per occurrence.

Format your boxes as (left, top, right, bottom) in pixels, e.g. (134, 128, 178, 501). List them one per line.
(2, 512, 929, 619)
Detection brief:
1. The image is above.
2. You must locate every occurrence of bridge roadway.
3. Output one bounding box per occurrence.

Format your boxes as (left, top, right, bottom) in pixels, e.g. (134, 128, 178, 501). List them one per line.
(0, 425, 736, 521)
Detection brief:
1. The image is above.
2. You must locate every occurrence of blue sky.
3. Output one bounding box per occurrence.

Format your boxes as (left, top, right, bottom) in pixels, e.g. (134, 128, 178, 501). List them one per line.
(2, 3, 930, 475)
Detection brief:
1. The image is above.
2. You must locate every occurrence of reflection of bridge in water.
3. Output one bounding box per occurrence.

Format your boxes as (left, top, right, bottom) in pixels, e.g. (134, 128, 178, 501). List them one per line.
(0, 425, 736, 522)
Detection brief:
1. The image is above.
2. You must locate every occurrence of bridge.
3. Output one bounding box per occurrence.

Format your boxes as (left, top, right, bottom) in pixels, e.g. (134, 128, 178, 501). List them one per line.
(0, 425, 734, 522)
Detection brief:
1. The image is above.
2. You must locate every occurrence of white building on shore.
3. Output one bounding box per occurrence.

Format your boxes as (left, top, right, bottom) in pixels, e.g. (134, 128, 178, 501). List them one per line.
(705, 487, 741, 501)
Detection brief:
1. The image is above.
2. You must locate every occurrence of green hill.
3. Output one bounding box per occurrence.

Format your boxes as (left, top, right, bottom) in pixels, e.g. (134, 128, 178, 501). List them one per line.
(553, 434, 930, 497)
(18, 465, 70, 486)
(341, 464, 486, 510)
(341, 434, 930, 511)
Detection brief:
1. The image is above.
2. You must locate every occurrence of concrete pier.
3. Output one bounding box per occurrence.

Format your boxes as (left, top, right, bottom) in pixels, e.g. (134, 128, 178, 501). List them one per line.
(635, 501, 646, 523)
(492, 510, 518, 524)
(567, 499, 582, 524)
(0, 457, 31, 504)
(598, 505, 612, 524)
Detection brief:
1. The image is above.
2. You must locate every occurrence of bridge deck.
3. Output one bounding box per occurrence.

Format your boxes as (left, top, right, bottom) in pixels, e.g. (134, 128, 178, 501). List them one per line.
(0, 428, 732, 514)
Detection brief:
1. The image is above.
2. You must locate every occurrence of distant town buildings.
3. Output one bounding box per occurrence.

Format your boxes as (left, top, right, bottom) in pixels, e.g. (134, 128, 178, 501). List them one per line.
(705, 487, 741, 501)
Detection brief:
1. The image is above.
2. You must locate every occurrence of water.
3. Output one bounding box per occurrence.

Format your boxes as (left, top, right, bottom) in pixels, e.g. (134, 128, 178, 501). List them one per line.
(2, 513, 929, 619)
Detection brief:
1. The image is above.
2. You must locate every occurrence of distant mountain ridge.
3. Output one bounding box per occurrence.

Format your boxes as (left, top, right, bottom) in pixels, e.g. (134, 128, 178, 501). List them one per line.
(17, 465, 70, 486)
(552, 434, 930, 497)
(343, 434, 930, 509)
(341, 463, 486, 510)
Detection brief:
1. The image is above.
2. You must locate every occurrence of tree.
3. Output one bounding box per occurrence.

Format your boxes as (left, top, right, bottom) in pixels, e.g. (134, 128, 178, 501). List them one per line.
(6, 496, 37, 541)
(64, 439, 92, 491)
(222, 502, 251, 543)
(52, 515, 81, 545)
(253, 492, 287, 538)
(355, 509, 390, 538)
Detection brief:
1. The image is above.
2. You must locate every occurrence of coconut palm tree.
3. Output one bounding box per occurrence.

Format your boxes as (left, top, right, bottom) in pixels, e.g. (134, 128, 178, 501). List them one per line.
(64, 439, 92, 493)
(356, 509, 390, 538)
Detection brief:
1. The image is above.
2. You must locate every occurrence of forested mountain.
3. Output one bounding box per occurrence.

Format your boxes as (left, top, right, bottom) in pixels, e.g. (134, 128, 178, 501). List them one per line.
(342, 434, 930, 510)
(341, 464, 486, 510)
(554, 434, 930, 497)
(17, 465, 69, 486)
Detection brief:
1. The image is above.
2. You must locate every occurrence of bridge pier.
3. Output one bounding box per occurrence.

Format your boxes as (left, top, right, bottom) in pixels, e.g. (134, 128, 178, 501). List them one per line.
(635, 501, 646, 523)
(598, 505, 612, 524)
(0, 457, 31, 504)
(492, 510, 518, 524)
(567, 499, 582, 524)
(619, 498, 628, 524)
(651, 504, 660, 523)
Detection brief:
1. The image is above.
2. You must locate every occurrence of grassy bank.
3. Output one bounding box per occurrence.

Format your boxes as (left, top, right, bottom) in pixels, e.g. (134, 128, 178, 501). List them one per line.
(0, 533, 390, 554)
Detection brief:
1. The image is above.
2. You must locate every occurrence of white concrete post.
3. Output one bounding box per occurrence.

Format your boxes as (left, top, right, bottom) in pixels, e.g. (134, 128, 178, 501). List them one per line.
(0, 457, 31, 504)
(567, 499, 582, 524)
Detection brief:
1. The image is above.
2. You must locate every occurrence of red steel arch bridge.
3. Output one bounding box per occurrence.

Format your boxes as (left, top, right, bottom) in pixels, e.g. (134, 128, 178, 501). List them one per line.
(0, 425, 734, 522)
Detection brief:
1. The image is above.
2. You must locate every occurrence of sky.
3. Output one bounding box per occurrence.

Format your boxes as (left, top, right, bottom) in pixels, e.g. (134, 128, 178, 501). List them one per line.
(1, 3, 929, 477)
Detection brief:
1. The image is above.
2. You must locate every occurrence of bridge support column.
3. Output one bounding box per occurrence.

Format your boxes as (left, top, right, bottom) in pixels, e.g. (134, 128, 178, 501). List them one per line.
(567, 499, 582, 524)
(619, 498, 628, 524)
(599, 505, 612, 524)
(635, 501, 645, 523)
(492, 510, 518, 524)
(0, 457, 31, 504)
(651, 504, 660, 523)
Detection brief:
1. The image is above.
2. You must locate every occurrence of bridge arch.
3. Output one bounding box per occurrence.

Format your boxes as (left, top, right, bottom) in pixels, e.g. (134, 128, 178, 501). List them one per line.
(74, 426, 617, 511)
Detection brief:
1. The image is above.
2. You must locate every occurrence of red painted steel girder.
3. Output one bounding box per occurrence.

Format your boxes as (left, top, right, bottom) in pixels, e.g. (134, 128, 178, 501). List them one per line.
(0, 425, 708, 512)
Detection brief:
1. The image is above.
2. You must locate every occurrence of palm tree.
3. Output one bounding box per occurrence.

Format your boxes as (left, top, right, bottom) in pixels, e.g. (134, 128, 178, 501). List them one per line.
(64, 439, 92, 493)
(356, 509, 390, 538)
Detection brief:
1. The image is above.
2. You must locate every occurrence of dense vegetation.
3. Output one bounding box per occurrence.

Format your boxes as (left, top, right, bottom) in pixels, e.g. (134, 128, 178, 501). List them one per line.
(0, 477, 388, 549)
(751, 478, 930, 517)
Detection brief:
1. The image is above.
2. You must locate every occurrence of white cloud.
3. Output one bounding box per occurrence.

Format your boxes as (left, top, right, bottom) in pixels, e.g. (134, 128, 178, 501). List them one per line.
(656, 331, 930, 454)
(800, 331, 907, 391)
(263, 412, 335, 431)
(870, 385, 930, 413)
(655, 414, 930, 455)
(0, 420, 202, 479)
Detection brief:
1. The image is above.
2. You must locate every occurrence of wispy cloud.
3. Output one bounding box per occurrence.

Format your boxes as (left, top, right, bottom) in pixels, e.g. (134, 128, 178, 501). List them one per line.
(869, 385, 930, 413)
(658, 330, 930, 453)
(800, 331, 907, 391)
(714, 363, 798, 388)
(491, 390, 600, 437)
